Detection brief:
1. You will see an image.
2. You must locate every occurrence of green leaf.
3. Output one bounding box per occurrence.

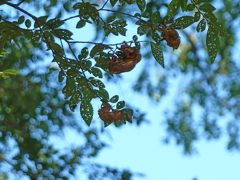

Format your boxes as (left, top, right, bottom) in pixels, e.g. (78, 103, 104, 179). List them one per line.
(90, 44, 105, 57)
(69, 92, 82, 112)
(109, 95, 119, 103)
(76, 19, 86, 28)
(81, 47, 89, 58)
(211, 22, 231, 37)
(80, 100, 93, 126)
(180, 0, 188, 11)
(18, 15, 25, 24)
(80, 60, 92, 70)
(194, 12, 201, 22)
(25, 19, 31, 28)
(199, 3, 216, 12)
(110, 0, 118, 7)
(171, 16, 195, 29)
(47, 18, 64, 28)
(132, 35, 138, 42)
(196, 19, 206, 32)
(167, 0, 181, 16)
(91, 67, 103, 78)
(98, 88, 109, 100)
(116, 101, 125, 109)
(58, 70, 65, 82)
(136, 0, 146, 12)
(90, 78, 105, 88)
(151, 11, 161, 24)
(186, 4, 195, 11)
(54, 29, 73, 40)
(150, 42, 164, 68)
(34, 15, 48, 28)
(49, 42, 64, 54)
(206, 24, 219, 63)
(142, 11, 150, 18)
(3, 69, 19, 75)
(107, 15, 116, 23)
(196, 0, 212, 3)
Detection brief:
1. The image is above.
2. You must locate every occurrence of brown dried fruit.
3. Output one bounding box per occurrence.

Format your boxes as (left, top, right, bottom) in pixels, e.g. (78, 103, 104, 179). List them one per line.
(159, 24, 180, 49)
(107, 44, 141, 74)
(98, 102, 124, 122)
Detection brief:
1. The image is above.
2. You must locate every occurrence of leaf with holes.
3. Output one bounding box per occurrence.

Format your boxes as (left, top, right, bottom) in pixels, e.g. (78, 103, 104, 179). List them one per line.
(80, 100, 93, 126)
(172, 16, 195, 29)
(91, 67, 103, 78)
(116, 101, 125, 109)
(196, 19, 206, 32)
(151, 11, 161, 24)
(206, 24, 219, 63)
(136, 0, 146, 12)
(167, 0, 181, 17)
(109, 95, 119, 103)
(90, 79, 105, 88)
(151, 42, 164, 68)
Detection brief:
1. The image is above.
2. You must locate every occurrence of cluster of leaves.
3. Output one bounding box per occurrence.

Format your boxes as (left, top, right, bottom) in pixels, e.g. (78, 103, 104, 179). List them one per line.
(0, 0, 237, 179)
(0, 49, 19, 78)
(1, 0, 229, 127)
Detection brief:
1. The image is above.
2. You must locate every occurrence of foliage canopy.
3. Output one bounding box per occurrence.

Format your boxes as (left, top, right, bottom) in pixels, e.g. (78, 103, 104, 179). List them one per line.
(0, 0, 239, 179)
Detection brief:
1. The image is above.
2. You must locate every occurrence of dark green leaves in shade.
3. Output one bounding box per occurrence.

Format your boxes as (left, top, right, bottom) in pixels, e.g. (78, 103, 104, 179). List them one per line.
(206, 24, 219, 63)
(110, 0, 118, 7)
(199, 3, 216, 12)
(136, 0, 146, 12)
(151, 11, 161, 24)
(80, 100, 93, 126)
(196, 19, 206, 32)
(116, 101, 125, 109)
(109, 95, 119, 103)
(151, 42, 164, 68)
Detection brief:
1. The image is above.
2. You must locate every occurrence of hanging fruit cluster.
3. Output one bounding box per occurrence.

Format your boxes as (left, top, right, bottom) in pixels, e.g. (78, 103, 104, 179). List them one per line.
(159, 23, 180, 49)
(107, 44, 141, 74)
(98, 102, 132, 123)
